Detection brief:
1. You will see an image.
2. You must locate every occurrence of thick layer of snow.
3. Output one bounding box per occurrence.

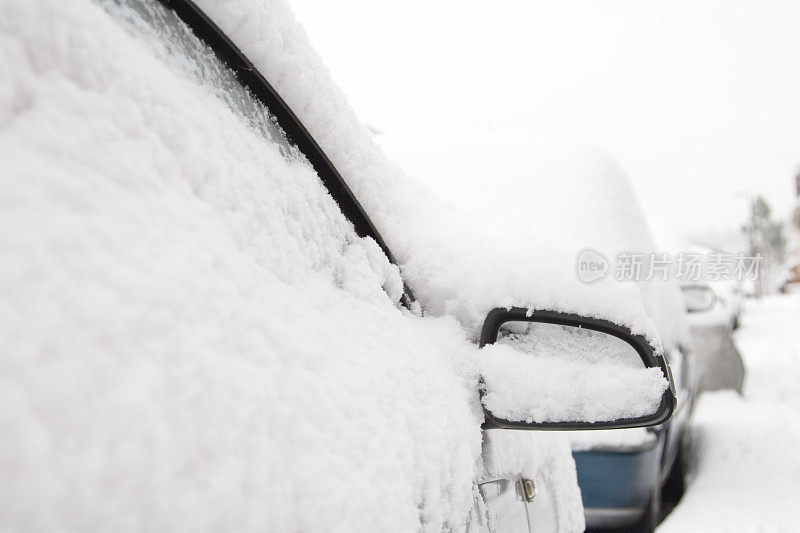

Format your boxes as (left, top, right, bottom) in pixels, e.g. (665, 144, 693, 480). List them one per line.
(189, 0, 690, 525)
(480, 322, 669, 423)
(658, 293, 800, 532)
(194, 1, 689, 353)
(0, 1, 487, 530)
(0, 0, 686, 530)
(480, 343, 668, 424)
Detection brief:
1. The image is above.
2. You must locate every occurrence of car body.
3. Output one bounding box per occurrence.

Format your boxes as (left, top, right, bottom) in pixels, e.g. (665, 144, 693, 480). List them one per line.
(2, 1, 679, 531)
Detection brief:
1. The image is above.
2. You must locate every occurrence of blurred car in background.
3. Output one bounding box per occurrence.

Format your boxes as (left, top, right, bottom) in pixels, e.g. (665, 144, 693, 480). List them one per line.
(680, 283, 745, 394)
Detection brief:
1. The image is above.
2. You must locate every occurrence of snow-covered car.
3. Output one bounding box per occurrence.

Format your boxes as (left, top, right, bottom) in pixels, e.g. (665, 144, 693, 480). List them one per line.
(671, 243, 745, 330)
(2, 0, 682, 531)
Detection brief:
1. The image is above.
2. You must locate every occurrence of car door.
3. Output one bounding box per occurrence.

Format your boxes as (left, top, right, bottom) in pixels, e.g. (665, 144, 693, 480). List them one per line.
(476, 430, 557, 533)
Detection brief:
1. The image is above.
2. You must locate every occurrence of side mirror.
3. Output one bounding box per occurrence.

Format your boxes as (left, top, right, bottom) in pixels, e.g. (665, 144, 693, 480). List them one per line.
(478, 308, 676, 430)
(681, 284, 718, 313)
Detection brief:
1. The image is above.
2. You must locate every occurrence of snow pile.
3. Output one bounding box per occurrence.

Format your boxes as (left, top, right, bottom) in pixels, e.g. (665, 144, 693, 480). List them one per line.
(0, 0, 487, 530)
(658, 293, 800, 532)
(480, 343, 668, 423)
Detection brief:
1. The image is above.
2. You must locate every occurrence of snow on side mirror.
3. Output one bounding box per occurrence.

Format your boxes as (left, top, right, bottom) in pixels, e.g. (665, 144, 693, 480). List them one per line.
(478, 308, 676, 430)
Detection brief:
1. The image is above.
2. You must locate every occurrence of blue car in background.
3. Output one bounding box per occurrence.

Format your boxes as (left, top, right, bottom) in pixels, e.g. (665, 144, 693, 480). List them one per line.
(574, 344, 696, 532)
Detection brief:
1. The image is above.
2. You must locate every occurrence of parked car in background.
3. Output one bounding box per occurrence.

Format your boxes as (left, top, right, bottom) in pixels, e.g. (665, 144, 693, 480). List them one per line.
(2, 0, 679, 531)
(680, 283, 745, 394)
(671, 242, 746, 330)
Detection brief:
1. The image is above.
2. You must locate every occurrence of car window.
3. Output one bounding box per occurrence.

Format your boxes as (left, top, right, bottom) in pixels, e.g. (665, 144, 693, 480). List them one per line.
(102, 0, 299, 161)
(102, 0, 414, 308)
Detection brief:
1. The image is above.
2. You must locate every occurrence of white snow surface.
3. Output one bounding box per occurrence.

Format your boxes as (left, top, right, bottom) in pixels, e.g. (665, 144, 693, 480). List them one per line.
(0, 0, 588, 531)
(481, 322, 669, 423)
(658, 293, 800, 532)
(0, 0, 484, 530)
(193, 0, 689, 352)
(480, 343, 668, 424)
(0, 0, 691, 530)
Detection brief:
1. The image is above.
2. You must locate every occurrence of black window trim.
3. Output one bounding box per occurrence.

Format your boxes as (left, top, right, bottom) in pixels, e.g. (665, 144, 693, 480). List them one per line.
(156, 0, 414, 306)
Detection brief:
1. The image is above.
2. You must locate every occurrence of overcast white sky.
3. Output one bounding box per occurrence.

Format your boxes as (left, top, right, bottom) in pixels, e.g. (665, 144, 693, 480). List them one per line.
(290, 0, 800, 246)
